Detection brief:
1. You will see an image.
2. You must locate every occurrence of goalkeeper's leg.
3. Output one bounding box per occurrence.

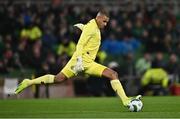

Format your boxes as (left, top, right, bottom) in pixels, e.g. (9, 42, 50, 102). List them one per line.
(15, 73, 68, 94)
(102, 68, 142, 106)
(15, 58, 77, 94)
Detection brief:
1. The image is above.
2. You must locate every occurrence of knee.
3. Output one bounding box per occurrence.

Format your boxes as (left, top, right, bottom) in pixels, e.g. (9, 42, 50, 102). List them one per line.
(110, 70, 118, 80)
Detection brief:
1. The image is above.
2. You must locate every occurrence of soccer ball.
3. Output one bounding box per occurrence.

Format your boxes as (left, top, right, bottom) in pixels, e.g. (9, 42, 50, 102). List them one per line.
(128, 99, 143, 112)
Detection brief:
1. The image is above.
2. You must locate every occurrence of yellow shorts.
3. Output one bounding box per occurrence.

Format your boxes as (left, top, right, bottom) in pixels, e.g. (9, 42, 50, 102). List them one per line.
(61, 57, 107, 78)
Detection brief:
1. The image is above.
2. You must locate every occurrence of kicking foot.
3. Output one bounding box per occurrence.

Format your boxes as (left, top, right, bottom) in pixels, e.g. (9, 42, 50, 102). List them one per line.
(123, 95, 142, 106)
(135, 95, 142, 100)
(123, 98, 132, 106)
(15, 79, 31, 94)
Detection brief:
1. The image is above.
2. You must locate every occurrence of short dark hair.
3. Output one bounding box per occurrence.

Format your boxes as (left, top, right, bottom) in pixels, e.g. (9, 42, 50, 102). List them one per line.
(97, 8, 109, 17)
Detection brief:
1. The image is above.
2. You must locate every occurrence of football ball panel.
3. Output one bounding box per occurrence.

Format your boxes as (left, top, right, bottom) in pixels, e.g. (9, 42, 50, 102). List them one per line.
(128, 99, 143, 112)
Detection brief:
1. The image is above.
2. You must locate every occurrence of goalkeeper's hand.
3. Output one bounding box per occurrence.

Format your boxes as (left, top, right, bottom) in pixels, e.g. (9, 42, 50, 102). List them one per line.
(73, 56, 84, 74)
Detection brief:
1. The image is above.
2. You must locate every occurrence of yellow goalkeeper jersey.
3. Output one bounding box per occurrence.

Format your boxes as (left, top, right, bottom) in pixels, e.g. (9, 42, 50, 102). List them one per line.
(73, 19, 101, 62)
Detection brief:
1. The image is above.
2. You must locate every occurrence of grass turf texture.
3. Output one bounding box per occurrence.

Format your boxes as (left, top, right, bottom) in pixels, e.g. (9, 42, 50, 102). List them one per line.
(0, 96, 180, 118)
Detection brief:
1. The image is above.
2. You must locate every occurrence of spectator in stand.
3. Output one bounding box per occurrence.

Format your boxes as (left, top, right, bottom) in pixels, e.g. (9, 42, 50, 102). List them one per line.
(148, 18, 165, 52)
(150, 18, 164, 39)
(20, 23, 42, 42)
(46, 52, 59, 75)
(121, 36, 141, 55)
(165, 53, 179, 83)
(135, 52, 152, 76)
(42, 28, 57, 50)
(122, 20, 133, 39)
(132, 13, 145, 39)
(56, 37, 76, 59)
(164, 20, 177, 41)
(17, 40, 30, 67)
(101, 33, 122, 56)
(166, 5, 177, 27)
(149, 36, 165, 53)
(108, 19, 123, 39)
(152, 52, 166, 69)
(141, 29, 151, 52)
(3, 48, 16, 72)
(163, 34, 173, 53)
(29, 40, 45, 70)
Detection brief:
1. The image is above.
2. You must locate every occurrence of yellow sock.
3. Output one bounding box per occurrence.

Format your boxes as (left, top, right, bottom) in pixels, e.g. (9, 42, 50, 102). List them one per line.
(29, 74, 55, 85)
(110, 79, 130, 105)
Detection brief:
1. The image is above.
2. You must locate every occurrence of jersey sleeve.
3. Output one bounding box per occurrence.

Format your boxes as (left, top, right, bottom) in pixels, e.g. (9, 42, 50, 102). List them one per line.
(75, 24, 94, 57)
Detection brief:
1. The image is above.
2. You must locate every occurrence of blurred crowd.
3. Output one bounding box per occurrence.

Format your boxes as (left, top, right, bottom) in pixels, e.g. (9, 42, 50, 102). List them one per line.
(0, 1, 180, 96)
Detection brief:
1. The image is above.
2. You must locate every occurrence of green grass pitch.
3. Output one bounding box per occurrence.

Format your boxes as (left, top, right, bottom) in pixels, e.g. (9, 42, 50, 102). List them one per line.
(0, 96, 180, 118)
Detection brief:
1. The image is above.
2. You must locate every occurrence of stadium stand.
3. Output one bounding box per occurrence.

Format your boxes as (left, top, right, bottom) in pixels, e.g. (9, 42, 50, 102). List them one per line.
(0, 0, 179, 98)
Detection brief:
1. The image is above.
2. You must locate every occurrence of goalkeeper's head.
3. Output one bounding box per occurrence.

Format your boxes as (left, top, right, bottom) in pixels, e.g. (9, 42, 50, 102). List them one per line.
(96, 8, 110, 29)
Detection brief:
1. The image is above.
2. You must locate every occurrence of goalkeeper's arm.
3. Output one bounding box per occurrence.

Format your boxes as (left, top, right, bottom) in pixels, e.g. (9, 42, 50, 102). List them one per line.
(73, 23, 93, 73)
(72, 23, 86, 73)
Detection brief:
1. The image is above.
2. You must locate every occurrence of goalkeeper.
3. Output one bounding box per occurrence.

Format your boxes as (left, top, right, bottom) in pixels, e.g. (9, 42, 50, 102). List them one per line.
(15, 9, 141, 106)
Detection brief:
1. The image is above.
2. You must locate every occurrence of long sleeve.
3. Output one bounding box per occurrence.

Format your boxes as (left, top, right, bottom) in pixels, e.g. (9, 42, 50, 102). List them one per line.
(75, 25, 94, 57)
(73, 19, 100, 61)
